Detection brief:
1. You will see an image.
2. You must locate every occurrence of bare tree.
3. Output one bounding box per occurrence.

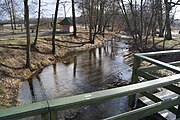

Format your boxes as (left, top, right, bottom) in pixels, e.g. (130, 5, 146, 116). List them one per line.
(52, 0, 60, 54)
(81, 0, 88, 29)
(164, 0, 172, 40)
(1, 0, 17, 31)
(118, 0, 159, 51)
(72, 0, 77, 38)
(3, 0, 14, 31)
(24, 0, 31, 68)
(101, 0, 120, 35)
(11, 0, 16, 30)
(164, 0, 180, 40)
(32, 0, 41, 48)
(157, 0, 165, 37)
(97, 0, 105, 34)
(60, 1, 69, 17)
(88, 0, 94, 43)
(76, 0, 122, 40)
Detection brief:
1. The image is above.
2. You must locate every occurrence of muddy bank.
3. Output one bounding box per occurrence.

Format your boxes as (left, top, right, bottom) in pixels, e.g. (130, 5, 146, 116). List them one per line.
(0, 32, 116, 108)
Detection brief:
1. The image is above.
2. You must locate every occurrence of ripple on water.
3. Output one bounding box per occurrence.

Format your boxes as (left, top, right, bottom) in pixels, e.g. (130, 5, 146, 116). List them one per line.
(18, 39, 132, 119)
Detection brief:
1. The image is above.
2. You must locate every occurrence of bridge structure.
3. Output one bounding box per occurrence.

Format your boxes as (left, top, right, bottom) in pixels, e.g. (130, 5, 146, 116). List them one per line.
(0, 50, 180, 120)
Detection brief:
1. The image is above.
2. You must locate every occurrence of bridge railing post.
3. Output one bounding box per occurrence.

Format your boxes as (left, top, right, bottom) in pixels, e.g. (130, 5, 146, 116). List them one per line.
(128, 55, 141, 110)
(50, 111, 58, 120)
(177, 105, 180, 119)
(41, 112, 49, 120)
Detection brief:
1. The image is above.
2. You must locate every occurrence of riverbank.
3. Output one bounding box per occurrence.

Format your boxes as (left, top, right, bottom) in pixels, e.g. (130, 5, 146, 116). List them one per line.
(0, 32, 116, 108)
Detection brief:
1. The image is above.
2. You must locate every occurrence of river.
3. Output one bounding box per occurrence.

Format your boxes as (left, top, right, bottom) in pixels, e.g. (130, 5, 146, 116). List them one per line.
(18, 37, 132, 120)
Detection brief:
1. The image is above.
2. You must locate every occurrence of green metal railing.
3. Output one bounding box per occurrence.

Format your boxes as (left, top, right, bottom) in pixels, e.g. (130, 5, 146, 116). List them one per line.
(0, 50, 180, 120)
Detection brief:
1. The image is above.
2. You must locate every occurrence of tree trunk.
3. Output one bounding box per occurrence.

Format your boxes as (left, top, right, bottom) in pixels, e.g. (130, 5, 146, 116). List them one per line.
(72, 0, 77, 38)
(10, 13, 14, 31)
(98, 0, 104, 34)
(5, 0, 14, 31)
(139, 0, 143, 49)
(88, 0, 94, 43)
(157, 0, 164, 37)
(81, 0, 87, 29)
(52, 0, 60, 54)
(11, 0, 16, 30)
(33, 0, 41, 47)
(24, 0, 31, 68)
(119, 0, 139, 50)
(164, 0, 172, 40)
(111, 0, 115, 32)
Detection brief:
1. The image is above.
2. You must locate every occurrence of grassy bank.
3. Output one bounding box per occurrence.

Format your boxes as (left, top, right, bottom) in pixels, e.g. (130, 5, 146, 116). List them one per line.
(0, 31, 115, 109)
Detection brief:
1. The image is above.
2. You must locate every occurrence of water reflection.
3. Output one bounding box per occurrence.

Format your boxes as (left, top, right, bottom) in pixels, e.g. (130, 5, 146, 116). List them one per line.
(18, 39, 132, 119)
(73, 57, 77, 77)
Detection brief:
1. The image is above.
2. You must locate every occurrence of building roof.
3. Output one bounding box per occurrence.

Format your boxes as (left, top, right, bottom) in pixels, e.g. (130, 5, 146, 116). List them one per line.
(58, 17, 73, 25)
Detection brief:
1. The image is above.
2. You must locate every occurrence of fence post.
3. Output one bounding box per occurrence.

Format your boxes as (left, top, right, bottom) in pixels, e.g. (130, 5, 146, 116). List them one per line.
(177, 105, 180, 119)
(50, 111, 58, 120)
(41, 113, 49, 120)
(128, 55, 141, 110)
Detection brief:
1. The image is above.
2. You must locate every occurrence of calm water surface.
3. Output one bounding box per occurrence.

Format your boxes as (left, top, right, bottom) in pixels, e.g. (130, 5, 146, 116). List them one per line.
(18, 38, 132, 120)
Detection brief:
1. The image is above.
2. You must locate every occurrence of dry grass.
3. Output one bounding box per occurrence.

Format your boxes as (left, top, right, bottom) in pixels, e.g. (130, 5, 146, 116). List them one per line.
(154, 35, 180, 49)
(0, 32, 114, 109)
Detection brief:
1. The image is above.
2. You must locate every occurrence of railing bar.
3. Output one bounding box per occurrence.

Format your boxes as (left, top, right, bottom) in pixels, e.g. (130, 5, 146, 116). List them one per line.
(165, 85, 180, 95)
(137, 69, 180, 95)
(0, 74, 177, 119)
(138, 61, 180, 72)
(136, 69, 159, 80)
(50, 111, 58, 120)
(48, 74, 180, 111)
(1, 57, 180, 119)
(141, 91, 179, 115)
(136, 50, 180, 56)
(129, 55, 141, 109)
(136, 55, 180, 73)
(177, 105, 180, 119)
(41, 113, 49, 120)
(104, 96, 180, 120)
(0, 101, 49, 120)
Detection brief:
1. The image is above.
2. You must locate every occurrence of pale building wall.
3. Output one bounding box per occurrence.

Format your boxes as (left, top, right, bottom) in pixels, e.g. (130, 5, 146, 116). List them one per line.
(69, 26, 73, 33)
(60, 25, 73, 33)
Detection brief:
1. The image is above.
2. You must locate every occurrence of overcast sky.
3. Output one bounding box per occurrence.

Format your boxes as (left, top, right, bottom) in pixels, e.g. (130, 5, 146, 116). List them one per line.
(1, 0, 180, 20)
(36, 0, 80, 18)
(37, 0, 180, 19)
(173, 6, 180, 19)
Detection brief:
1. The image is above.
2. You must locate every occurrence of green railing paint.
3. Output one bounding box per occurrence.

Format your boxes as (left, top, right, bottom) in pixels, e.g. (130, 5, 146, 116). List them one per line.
(136, 49, 180, 56)
(0, 50, 180, 120)
(0, 101, 49, 120)
(104, 96, 180, 120)
(138, 61, 180, 72)
(129, 50, 180, 119)
(136, 54, 180, 73)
